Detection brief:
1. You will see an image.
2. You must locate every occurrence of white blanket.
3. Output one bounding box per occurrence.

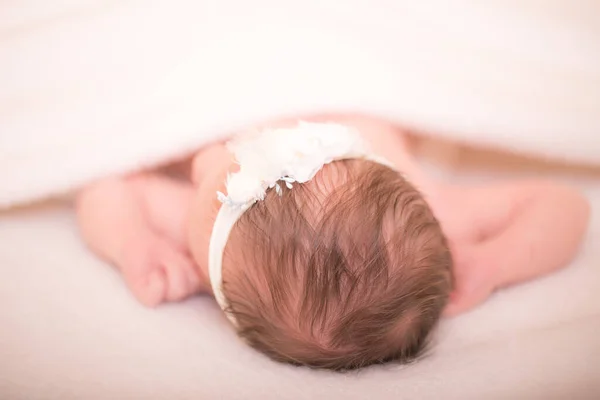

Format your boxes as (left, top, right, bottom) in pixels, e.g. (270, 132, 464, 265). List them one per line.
(1, 0, 599, 208)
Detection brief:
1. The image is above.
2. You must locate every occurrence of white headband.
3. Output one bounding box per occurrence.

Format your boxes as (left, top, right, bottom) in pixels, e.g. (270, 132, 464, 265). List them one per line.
(208, 121, 391, 325)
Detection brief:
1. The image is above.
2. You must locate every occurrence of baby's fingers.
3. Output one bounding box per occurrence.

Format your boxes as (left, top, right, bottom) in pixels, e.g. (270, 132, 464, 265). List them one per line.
(124, 267, 167, 308)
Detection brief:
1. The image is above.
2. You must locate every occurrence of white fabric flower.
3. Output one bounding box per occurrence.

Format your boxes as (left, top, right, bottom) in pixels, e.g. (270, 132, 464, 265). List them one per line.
(218, 121, 375, 210)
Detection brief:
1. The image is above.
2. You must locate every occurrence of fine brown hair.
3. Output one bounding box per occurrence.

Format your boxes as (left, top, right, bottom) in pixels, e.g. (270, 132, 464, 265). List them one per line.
(221, 159, 453, 370)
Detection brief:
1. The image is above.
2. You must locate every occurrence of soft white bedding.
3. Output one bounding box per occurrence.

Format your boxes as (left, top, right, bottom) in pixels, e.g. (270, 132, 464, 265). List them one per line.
(1, 167, 599, 399)
(2, 0, 599, 208)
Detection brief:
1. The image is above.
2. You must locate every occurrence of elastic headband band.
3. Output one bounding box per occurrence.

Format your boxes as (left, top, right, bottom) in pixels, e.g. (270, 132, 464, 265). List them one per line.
(207, 121, 391, 325)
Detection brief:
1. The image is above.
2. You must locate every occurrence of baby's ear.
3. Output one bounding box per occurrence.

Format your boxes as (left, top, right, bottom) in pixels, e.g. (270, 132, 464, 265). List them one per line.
(443, 290, 472, 317)
(443, 283, 491, 317)
(443, 244, 494, 317)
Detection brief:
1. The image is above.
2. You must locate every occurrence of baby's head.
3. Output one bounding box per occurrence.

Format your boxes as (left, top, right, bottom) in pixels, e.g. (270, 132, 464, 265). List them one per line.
(220, 157, 452, 370)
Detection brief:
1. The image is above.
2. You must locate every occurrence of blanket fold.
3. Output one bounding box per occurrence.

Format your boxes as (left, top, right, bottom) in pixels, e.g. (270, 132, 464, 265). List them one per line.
(1, 0, 599, 208)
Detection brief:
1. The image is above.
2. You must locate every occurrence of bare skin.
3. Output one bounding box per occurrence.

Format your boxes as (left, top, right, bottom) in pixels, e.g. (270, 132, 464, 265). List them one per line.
(75, 114, 591, 315)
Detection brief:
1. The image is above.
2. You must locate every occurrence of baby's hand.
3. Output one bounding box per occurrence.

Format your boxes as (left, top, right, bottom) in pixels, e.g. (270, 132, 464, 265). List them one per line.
(119, 233, 203, 307)
(444, 243, 496, 316)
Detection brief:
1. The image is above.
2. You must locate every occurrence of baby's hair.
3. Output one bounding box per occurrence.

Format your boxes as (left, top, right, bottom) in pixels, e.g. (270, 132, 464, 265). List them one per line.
(221, 159, 453, 370)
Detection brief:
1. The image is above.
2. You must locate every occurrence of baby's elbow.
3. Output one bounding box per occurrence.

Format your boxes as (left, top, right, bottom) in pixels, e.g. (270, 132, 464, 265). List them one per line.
(576, 192, 591, 235)
(562, 187, 591, 239)
(539, 183, 590, 238)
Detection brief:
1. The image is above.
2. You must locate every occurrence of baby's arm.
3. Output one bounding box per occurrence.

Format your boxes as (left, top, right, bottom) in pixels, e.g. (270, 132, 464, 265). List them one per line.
(441, 180, 590, 315)
(76, 174, 205, 306)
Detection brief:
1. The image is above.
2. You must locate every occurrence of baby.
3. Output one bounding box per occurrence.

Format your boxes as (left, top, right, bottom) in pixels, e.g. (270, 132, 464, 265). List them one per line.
(76, 114, 590, 370)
